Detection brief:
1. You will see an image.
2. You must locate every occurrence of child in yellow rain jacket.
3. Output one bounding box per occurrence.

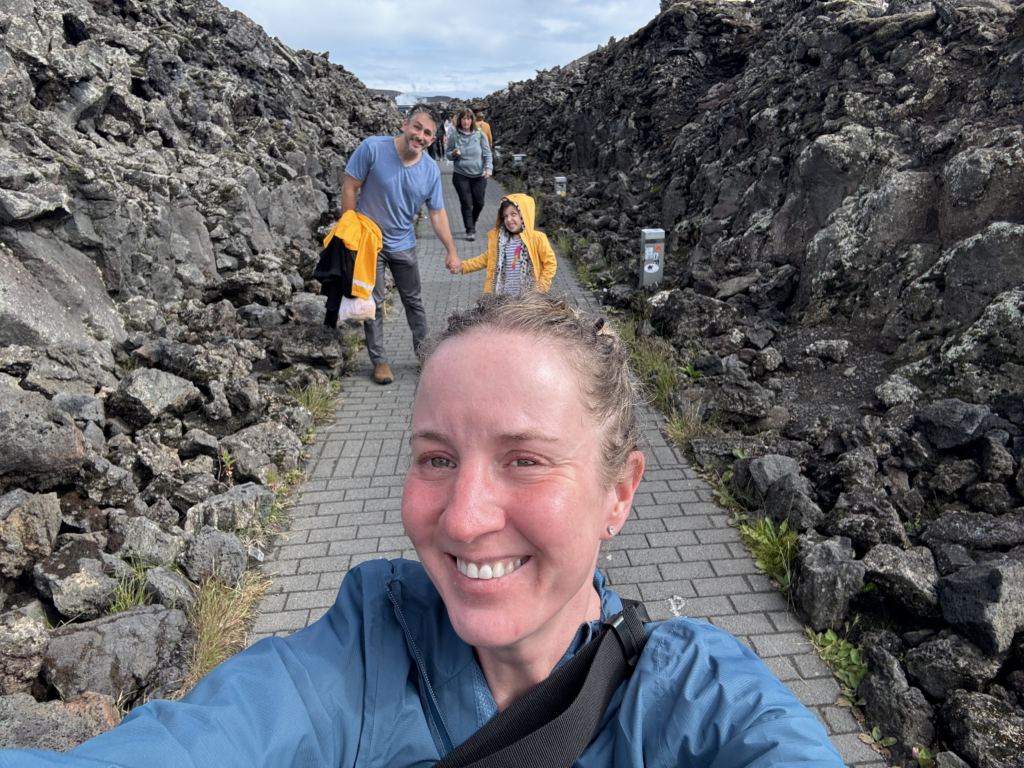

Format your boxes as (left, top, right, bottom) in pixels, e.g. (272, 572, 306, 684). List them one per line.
(459, 193, 556, 294)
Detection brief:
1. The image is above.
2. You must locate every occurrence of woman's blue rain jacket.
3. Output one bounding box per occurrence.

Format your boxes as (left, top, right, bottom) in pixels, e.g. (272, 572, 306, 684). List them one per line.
(2, 559, 846, 767)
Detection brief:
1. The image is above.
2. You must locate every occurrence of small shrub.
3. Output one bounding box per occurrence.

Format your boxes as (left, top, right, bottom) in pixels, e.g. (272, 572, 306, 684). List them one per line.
(665, 402, 721, 446)
(219, 448, 235, 485)
(174, 571, 268, 699)
(238, 470, 301, 552)
(912, 746, 936, 768)
(575, 261, 595, 289)
(858, 726, 897, 749)
(681, 362, 704, 380)
(288, 380, 341, 423)
(554, 231, 572, 258)
(701, 465, 745, 515)
(507, 176, 527, 194)
(107, 561, 151, 615)
(627, 333, 679, 414)
(737, 516, 799, 593)
(805, 625, 869, 690)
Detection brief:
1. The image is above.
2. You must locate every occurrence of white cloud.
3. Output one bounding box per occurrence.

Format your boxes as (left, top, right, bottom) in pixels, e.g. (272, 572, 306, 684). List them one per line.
(224, 0, 661, 95)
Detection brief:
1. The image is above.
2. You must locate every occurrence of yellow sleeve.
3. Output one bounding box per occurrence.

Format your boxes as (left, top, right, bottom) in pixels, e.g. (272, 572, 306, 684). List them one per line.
(461, 253, 488, 274)
(535, 234, 557, 291)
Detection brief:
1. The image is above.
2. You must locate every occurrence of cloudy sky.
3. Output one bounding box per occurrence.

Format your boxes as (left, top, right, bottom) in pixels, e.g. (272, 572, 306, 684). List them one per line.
(224, 0, 661, 98)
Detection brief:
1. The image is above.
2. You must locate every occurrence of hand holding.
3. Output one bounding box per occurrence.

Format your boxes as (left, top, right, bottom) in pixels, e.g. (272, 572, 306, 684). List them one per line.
(446, 252, 462, 274)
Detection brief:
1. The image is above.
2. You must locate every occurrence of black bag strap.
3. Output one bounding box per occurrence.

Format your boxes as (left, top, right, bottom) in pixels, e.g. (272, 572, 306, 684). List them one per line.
(435, 601, 651, 768)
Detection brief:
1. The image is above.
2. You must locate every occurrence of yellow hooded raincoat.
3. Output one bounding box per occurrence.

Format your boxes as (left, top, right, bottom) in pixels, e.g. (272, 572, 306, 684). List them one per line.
(460, 194, 557, 293)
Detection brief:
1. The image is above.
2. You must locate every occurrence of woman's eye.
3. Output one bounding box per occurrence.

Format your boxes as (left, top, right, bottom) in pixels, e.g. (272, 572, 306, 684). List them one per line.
(428, 457, 453, 468)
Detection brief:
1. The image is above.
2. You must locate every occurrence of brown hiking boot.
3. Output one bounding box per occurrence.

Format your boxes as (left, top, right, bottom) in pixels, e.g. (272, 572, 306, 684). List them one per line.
(373, 362, 394, 385)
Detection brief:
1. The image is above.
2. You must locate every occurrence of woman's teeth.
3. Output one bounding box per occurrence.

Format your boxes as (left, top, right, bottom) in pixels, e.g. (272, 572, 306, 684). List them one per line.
(457, 557, 525, 580)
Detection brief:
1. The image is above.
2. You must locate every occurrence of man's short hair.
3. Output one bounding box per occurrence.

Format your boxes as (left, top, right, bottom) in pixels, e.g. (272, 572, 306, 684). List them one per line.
(404, 104, 439, 130)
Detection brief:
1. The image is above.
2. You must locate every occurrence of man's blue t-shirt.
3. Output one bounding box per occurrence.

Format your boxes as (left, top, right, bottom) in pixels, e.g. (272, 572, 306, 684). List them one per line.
(346, 136, 444, 252)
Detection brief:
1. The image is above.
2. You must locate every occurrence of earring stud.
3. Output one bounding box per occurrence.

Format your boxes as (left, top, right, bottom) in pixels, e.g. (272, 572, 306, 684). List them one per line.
(607, 525, 615, 535)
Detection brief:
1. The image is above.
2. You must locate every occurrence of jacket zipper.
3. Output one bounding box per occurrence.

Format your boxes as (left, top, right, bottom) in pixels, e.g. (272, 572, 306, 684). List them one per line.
(386, 582, 455, 757)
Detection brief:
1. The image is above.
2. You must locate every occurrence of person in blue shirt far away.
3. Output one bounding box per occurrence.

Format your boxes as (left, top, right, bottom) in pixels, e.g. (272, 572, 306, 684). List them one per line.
(341, 104, 461, 385)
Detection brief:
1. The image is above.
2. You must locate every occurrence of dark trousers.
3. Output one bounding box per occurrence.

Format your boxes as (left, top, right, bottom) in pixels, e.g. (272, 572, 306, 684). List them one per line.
(363, 247, 428, 364)
(452, 172, 487, 233)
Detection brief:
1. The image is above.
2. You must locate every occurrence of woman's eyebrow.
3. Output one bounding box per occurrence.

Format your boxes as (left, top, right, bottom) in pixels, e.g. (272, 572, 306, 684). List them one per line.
(409, 430, 558, 444)
(410, 430, 449, 444)
(498, 431, 558, 443)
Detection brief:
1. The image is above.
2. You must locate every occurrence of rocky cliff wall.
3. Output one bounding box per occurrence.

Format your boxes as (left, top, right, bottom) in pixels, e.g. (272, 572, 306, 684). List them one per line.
(1, 0, 398, 350)
(0, 0, 399, 743)
(485, 0, 1024, 763)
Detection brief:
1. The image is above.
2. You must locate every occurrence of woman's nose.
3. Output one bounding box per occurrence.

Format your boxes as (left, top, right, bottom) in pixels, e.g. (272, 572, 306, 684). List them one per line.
(442, 461, 506, 543)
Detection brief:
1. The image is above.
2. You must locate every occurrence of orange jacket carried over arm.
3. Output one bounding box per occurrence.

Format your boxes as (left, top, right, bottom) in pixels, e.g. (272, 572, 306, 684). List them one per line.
(461, 193, 556, 292)
(319, 211, 382, 300)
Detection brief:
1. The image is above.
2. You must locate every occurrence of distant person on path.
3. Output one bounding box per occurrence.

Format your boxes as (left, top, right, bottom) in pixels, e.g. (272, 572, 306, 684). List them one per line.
(341, 104, 461, 385)
(446, 107, 492, 241)
(476, 110, 493, 148)
(459, 194, 556, 294)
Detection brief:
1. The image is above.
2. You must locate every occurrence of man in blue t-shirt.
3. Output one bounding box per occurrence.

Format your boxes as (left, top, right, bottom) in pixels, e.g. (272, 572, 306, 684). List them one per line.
(342, 105, 461, 384)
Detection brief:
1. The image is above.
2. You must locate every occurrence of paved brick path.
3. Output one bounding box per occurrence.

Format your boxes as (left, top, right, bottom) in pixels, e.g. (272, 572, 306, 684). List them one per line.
(250, 167, 883, 767)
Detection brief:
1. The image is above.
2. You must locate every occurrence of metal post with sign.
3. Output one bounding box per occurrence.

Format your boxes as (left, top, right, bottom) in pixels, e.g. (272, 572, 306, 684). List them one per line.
(554, 176, 567, 196)
(513, 154, 527, 164)
(639, 229, 665, 288)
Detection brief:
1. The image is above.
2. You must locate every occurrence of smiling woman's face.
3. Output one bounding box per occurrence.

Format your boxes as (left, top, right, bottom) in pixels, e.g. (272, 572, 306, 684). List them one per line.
(402, 330, 639, 651)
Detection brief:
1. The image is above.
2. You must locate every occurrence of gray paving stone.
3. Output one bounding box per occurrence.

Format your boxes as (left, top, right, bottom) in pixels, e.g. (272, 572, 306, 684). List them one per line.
(266, 574, 321, 594)
(356, 522, 407, 538)
(604, 565, 664, 585)
(657, 561, 715, 581)
(749, 632, 815, 658)
(285, 589, 340, 611)
(378, 534, 413, 551)
(251, 168, 863, 756)
(692, 575, 753, 597)
(830, 732, 888, 766)
(637, 579, 698, 601)
(306, 526, 359, 543)
(662, 515, 715, 531)
(823, 706, 864, 734)
(768, 610, 807, 633)
(710, 613, 775, 636)
(675, 596, 736, 617)
(297, 555, 352, 574)
(677, 543, 732, 562)
(290, 515, 340, 531)
(695, 527, 743, 544)
(785, 676, 843, 706)
(252, 610, 310, 634)
(607, 534, 650, 551)
(328, 538, 381, 556)
(333, 510, 386, 526)
(620, 518, 667, 534)
(732, 592, 788, 613)
(792, 653, 834, 679)
(645, 530, 698, 548)
(761, 655, 801, 682)
(711, 558, 760, 576)
(627, 547, 680, 566)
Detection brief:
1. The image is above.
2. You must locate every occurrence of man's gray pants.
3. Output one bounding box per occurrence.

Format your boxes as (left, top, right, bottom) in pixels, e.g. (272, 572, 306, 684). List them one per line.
(363, 246, 429, 365)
